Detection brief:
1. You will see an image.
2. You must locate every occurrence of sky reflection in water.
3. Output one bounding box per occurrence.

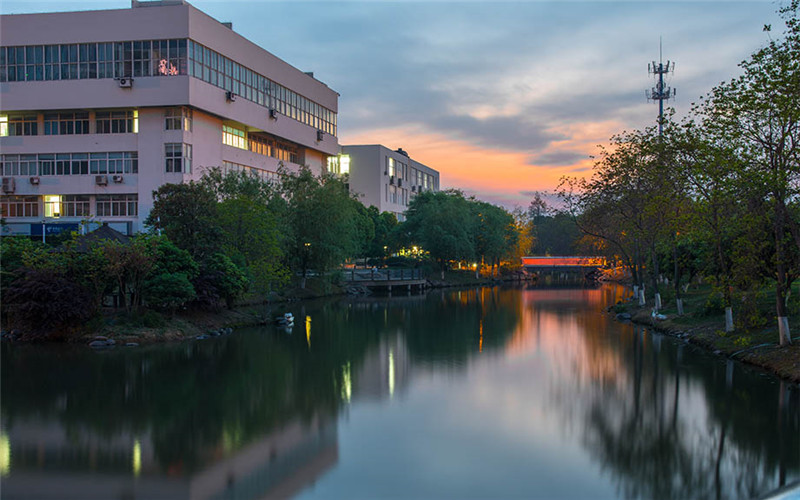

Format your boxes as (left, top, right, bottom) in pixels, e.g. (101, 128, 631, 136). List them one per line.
(1, 284, 798, 499)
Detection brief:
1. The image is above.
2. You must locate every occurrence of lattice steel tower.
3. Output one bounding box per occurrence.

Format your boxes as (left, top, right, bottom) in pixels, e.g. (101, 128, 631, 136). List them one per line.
(646, 39, 675, 135)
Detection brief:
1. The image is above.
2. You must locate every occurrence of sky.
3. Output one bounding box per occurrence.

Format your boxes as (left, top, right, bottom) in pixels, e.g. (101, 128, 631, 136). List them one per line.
(0, 0, 787, 209)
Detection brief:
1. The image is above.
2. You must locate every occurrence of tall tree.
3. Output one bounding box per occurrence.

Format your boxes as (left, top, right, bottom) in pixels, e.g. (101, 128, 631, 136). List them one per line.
(694, 2, 800, 344)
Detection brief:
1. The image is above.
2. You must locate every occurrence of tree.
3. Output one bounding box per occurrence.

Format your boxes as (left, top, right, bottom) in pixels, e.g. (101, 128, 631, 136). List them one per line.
(281, 166, 362, 288)
(405, 190, 475, 279)
(145, 182, 223, 260)
(473, 201, 516, 277)
(216, 196, 289, 292)
(693, 2, 800, 344)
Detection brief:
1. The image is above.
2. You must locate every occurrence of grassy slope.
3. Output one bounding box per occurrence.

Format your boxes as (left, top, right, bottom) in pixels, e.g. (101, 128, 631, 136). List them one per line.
(616, 283, 800, 383)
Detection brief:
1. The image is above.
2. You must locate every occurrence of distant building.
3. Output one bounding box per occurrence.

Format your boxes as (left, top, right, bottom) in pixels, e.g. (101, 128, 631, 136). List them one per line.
(338, 145, 439, 221)
(0, 0, 339, 236)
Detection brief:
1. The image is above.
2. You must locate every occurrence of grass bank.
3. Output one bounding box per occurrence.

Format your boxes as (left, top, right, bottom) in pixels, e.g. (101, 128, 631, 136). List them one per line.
(613, 284, 800, 383)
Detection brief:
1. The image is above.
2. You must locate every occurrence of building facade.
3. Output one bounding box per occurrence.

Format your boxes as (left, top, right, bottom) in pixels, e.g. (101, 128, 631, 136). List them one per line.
(338, 145, 439, 221)
(0, 0, 339, 236)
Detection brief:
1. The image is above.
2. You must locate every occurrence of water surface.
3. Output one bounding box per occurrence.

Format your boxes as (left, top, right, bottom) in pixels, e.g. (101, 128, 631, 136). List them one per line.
(2, 285, 798, 499)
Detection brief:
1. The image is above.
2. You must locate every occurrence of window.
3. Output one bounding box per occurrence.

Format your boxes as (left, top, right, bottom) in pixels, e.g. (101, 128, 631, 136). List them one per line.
(63, 195, 91, 217)
(222, 161, 279, 183)
(43, 112, 89, 135)
(222, 125, 246, 149)
(0, 195, 38, 217)
(165, 143, 191, 173)
(44, 194, 62, 217)
(387, 157, 395, 177)
(96, 194, 137, 217)
(96, 110, 137, 134)
(1, 115, 38, 136)
(327, 154, 350, 175)
(0, 39, 187, 83)
(165, 107, 192, 131)
(0, 152, 135, 176)
(185, 40, 337, 136)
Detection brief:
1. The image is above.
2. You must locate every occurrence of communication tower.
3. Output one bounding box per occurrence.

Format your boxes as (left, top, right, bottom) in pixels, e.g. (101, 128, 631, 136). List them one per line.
(646, 39, 675, 135)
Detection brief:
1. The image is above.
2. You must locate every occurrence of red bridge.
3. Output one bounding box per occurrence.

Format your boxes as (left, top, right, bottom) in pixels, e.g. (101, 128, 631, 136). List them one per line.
(521, 256, 606, 271)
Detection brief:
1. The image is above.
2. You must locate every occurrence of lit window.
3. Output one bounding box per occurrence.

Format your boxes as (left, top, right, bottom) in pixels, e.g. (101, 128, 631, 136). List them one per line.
(0, 115, 7, 137)
(326, 154, 350, 175)
(222, 124, 246, 149)
(44, 195, 62, 218)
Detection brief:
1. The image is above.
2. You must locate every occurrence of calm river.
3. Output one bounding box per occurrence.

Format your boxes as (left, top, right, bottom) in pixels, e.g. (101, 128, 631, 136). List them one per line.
(1, 284, 798, 499)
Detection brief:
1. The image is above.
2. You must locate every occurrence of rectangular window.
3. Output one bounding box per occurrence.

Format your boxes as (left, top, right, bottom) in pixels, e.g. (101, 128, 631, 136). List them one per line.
(63, 195, 91, 217)
(44, 112, 89, 135)
(165, 107, 191, 131)
(1, 152, 135, 176)
(5, 115, 38, 136)
(222, 125, 247, 149)
(165, 143, 190, 173)
(44, 194, 62, 217)
(96, 194, 137, 217)
(0, 195, 39, 218)
(96, 110, 137, 134)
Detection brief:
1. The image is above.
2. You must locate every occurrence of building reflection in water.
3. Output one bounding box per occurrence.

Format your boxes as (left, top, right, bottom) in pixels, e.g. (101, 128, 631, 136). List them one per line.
(1, 415, 337, 500)
(2, 285, 797, 500)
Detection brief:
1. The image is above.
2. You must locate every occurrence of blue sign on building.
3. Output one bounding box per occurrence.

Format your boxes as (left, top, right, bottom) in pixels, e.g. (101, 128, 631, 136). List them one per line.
(30, 223, 80, 237)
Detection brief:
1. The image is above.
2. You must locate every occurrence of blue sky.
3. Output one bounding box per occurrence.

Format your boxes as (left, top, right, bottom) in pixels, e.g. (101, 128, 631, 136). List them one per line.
(1, 0, 786, 208)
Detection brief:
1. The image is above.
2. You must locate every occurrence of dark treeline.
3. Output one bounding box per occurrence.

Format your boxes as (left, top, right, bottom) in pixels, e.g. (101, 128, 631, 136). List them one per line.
(558, 2, 800, 345)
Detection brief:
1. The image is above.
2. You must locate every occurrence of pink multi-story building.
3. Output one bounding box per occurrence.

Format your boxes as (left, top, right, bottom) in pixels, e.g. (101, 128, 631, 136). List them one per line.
(0, 0, 339, 236)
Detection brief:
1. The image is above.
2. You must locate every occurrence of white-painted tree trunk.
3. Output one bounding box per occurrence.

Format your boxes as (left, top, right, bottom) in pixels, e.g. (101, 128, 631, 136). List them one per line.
(654, 293, 662, 310)
(633, 285, 639, 300)
(638, 289, 646, 306)
(683, 283, 690, 293)
(676, 298, 684, 316)
(778, 316, 792, 346)
(725, 307, 734, 333)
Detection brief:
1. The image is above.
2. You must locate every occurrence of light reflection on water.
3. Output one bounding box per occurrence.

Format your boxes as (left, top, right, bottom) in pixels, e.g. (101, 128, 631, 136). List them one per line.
(1, 284, 798, 499)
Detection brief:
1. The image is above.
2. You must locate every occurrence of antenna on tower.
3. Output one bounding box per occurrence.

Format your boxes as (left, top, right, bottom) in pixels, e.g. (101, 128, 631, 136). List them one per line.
(645, 37, 676, 136)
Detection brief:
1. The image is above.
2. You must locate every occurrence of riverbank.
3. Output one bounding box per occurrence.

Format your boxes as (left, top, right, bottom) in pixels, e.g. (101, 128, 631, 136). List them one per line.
(2, 271, 528, 346)
(612, 287, 800, 384)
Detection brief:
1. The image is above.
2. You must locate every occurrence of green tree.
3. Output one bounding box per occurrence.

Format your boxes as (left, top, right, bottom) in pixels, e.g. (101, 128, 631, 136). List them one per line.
(281, 166, 362, 288)
(693, 2, 800, 344)
(405, 190, 475, 279)
(473, 201, 516, 277)
(146, 182, 222, 260)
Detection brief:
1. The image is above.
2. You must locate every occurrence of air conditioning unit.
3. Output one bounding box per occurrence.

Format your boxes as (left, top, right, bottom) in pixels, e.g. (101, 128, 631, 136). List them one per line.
(29, 176, 40, 185)
(316, 130, 324, 142)
(269, 108, 279, 120)
(389, 176, 395, 185)
(95, 175, 108, 186)
(117, 77, 133, 88)
(112, 175, 124, 183)
(226, 91, 236, 102)
(2, 177, 15, 193)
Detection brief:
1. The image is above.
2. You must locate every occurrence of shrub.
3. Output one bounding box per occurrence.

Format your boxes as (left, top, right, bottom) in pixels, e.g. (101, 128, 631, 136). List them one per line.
(143, 272, 196, 313)
(702, 292, 726, 316)
(4, 268, 94, 339)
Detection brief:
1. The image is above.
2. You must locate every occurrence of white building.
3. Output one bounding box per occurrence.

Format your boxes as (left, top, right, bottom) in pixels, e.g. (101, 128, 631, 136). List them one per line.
(338, 145, 439, 221)
(0, 0, 339, 236)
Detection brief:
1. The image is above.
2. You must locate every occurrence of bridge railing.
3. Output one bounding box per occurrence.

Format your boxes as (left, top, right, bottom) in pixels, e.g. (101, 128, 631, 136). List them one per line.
(521, 256, 606, 267)
(343, 268, 423, 282)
